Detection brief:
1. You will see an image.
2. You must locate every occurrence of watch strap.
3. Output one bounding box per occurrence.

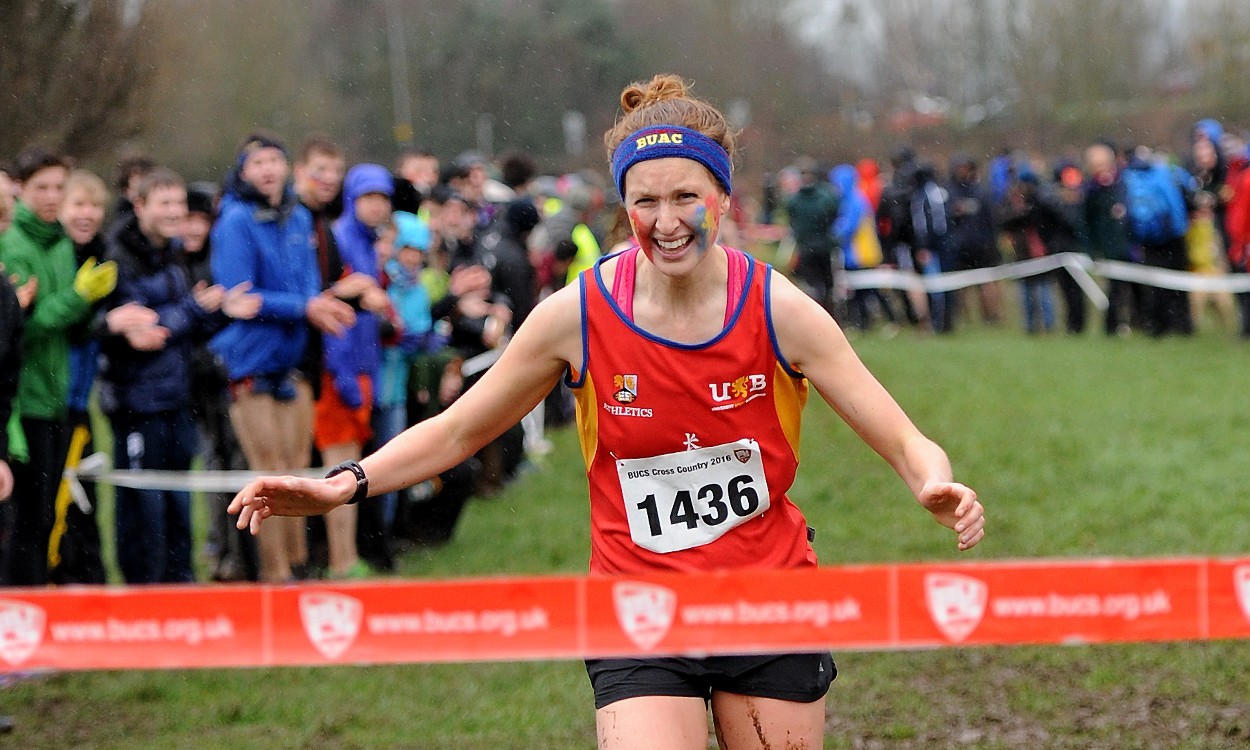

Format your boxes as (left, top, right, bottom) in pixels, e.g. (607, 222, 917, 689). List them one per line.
(325, 460, 368, 505)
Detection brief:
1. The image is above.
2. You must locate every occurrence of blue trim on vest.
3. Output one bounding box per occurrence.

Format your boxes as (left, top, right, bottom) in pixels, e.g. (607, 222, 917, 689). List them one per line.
(765, 265, 805, 380)
(592, 247, 754, 351)
(565, 271, 591, 389)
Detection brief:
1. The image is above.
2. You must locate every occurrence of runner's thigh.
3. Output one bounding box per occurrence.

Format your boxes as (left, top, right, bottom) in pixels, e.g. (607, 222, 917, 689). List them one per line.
(596, 695, 708, 750)
(710, 692, 825, 750)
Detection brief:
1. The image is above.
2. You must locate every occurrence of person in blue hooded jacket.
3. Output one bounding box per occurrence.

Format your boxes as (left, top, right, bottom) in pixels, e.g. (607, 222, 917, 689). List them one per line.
(830, 164, 894, 332)
(209, 132, 355, 583)
(314, 163, 395, 579)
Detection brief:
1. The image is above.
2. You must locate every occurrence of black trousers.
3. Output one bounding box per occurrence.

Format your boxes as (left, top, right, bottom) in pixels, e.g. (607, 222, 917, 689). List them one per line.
(1, 417, 68, 586)
(1141, 238, 1193, 336)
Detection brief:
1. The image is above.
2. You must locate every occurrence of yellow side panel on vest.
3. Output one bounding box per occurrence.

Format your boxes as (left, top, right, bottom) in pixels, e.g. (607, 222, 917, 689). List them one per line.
(573, 370, 599, 470)
(772, 361, 807, 461)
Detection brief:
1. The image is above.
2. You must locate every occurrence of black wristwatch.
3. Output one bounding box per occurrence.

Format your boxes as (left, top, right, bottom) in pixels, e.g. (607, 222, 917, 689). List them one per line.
(325, 460, 369, 505)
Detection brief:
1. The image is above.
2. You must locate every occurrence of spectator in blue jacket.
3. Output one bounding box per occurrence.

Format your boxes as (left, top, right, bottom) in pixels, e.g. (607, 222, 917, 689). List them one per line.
(830, 164, 894, 332)
(210, 132, 354, 583)
(100, 167, 261, 583)
(374, 211, 439, 531)
(314, 162, 395, 578)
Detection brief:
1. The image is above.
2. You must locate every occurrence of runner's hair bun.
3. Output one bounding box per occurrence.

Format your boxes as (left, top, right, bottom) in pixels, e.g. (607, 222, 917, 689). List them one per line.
(620, 74, 690, 114)
(604, 73, 736, 161)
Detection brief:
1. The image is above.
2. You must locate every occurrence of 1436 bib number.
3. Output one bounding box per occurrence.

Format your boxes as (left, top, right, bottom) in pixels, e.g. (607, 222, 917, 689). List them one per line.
(616, 439, 770, 554)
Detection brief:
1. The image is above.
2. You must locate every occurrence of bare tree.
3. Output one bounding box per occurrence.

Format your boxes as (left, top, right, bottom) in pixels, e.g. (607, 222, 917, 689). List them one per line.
(0, 0, 160, 161)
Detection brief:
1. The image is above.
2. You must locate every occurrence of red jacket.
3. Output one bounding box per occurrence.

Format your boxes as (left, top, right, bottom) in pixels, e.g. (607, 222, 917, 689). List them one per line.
(1224, 155, 1250, 267)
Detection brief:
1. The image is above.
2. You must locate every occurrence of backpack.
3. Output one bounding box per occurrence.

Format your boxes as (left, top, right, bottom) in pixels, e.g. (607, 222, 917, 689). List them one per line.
(1122, 165, 1183, 244)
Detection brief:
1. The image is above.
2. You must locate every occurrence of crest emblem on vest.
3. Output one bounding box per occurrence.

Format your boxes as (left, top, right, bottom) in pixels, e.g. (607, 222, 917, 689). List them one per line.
(299, 592, 363, 660)
(1236, 565, 1250, 623)
(613, 374, 638, 404)
(612, 582, 676, 651)
(0, 599, 45, 667)
(924, 572, 988, 643)
(734, 448, 752, 463)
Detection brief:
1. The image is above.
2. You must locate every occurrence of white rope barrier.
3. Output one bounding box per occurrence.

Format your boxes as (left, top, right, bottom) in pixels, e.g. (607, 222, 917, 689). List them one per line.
(844, 252, 1250, 312)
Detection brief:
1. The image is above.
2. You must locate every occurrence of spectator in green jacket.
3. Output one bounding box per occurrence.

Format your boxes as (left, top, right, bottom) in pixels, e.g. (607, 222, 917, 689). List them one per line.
(0, 146, 116, 586)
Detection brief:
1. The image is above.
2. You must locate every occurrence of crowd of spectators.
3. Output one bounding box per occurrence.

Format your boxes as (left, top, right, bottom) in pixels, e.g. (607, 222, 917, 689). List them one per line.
(769, 119, 1250, 339)
(0, 134, 607, 586)
(1, 117, 1244, 586)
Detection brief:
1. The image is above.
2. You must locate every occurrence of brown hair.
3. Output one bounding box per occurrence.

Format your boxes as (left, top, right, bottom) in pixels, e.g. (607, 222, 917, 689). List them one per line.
(296, 133, 343, 166)
(114, 153, 156, 192)
(133, 167, 185, 202)
(13, 146, 72, 183)
(602, 74, 737, 160)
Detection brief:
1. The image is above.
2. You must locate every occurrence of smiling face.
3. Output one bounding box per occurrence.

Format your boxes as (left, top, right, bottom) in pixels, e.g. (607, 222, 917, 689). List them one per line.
(60, 186, 106, 245)
(135, 185, 188, 245)
(294, 150, 345, 210)
(623, 157, 730, 275)
(181, 212, 211, 254)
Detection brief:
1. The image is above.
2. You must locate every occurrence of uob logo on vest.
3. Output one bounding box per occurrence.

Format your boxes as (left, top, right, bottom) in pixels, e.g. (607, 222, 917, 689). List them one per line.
(708, 373, 767, 411)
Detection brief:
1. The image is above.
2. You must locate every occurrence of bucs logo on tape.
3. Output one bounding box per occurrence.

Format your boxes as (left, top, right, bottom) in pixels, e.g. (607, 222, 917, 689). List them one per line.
(299, 592, 363, 660)
(924, 572, 988, 643)
(1236, 566, 1250, 623)
(0, 599, 45, 667)
(612, 582, 676, 651)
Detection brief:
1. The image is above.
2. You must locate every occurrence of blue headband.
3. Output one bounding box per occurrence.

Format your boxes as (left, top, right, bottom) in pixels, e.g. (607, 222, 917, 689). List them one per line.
(611, 125, 732, 200)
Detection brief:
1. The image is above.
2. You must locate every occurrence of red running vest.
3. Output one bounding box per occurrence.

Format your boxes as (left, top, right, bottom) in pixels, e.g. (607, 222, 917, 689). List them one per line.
(570, 248, 817, 575)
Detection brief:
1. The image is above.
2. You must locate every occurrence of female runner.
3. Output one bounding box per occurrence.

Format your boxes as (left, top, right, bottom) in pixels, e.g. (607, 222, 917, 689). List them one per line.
(231, 74, 985, 749)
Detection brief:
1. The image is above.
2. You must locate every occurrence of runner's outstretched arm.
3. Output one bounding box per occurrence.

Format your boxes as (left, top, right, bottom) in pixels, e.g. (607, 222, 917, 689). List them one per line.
(230, 284, 582, 532)
(768, 272, 985, 551)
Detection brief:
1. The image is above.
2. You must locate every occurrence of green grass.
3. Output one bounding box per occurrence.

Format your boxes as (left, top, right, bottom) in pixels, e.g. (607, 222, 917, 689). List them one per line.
(6, 323, 1250, 748)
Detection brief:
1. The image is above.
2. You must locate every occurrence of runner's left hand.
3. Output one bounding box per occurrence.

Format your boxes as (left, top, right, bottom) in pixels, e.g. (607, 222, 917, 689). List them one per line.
(918, 481, 985, 551)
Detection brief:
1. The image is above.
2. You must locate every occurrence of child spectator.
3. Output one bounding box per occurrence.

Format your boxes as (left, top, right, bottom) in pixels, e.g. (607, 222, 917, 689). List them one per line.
(317, 163, 395, 578)
(52, 169, 114, 583)
(374, 210, 447, 534)
(0, 273, 21, 505)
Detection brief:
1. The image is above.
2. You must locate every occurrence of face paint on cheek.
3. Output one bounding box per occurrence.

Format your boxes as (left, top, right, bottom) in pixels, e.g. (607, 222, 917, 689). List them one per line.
(628, 209, 656, 261)
(693, 197, 719, 255)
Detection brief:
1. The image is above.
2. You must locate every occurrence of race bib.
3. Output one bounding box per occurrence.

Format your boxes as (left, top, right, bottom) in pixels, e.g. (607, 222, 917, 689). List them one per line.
(617, 438, 770, 554)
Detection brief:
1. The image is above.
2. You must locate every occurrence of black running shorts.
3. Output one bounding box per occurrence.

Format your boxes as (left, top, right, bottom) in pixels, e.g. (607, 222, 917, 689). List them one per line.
(585, 652, 836, 710)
